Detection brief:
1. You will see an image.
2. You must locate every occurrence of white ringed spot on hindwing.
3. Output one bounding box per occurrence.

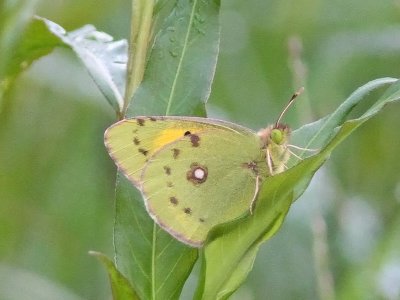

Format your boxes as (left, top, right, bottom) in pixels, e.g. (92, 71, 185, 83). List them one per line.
(186, 162, 208, 185)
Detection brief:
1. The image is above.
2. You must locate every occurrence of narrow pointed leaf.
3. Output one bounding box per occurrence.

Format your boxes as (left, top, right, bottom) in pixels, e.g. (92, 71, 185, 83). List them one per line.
(90, 251, 139, 300)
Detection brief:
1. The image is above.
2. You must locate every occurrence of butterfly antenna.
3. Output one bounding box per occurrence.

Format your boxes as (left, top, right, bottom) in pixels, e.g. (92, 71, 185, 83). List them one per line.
(275, 87, 304, 127)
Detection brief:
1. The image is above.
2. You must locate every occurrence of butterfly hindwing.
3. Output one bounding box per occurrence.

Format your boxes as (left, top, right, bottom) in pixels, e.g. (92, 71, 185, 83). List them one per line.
(140, 126, 268, 247)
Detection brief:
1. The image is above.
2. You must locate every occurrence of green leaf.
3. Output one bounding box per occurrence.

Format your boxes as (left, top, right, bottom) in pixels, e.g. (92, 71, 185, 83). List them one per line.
(114, 176, 198, 300)
(0, 17, 61, 83)
(114, 0, 221, 299)
(291, 77, 400, 154)
(127, 0, 221, 116)
(0, 2, 54, 100)
(0, 15, 127, 112)
(89, 251, 140, 300)
(194, 78, 400, 299)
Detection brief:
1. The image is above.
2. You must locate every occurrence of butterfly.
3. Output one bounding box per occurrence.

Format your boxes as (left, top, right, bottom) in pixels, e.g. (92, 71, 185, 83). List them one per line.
(104, 88, 304, 247)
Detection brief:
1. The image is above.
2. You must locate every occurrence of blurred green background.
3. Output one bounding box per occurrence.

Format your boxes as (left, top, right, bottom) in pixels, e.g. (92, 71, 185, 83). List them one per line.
(1, 0, 400, 299)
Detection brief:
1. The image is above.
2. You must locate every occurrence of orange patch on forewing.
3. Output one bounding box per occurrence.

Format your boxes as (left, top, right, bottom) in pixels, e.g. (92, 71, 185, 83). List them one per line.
(151, 127, 200, 150)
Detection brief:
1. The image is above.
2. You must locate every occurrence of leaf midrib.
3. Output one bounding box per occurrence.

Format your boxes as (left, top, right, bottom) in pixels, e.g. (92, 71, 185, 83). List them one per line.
(165, 0, 199, 116)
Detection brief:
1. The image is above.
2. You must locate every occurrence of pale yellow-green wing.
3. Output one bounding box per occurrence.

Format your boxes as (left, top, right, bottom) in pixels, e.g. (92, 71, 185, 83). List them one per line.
(104, 116, 269, 247)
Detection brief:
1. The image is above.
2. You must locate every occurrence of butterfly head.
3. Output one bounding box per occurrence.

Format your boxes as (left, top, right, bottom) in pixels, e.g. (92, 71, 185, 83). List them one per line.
(270, 123, 291, 145)
(257, 123, 291, 148)
(257, 87, 304, 175)
(258, 87, 303, 147)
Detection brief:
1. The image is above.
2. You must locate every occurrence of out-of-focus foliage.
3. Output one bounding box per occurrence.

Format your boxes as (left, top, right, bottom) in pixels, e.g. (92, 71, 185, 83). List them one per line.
(1, 0, 400, 299)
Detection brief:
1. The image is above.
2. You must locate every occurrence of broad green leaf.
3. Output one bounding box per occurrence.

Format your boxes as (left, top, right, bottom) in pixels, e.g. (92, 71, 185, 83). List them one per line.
(114, 0, 221, 299)
(127, 0, 221, 116)
(194, 78, 400, 299)
(89, 251, 139, 300)
(114, 176, 198, 300)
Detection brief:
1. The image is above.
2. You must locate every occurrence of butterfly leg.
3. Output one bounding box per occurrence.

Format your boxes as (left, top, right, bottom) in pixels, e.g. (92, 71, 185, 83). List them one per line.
(249, 175, 261, 214)
(266, 148, 274, 175)
(287, 148, 303, 161)
(286, 144, 320, 162)
(288, 144, 319, 152)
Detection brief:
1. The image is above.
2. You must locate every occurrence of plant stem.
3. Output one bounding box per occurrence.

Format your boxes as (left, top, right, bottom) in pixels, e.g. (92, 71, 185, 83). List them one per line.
(312, 211, 335, 300)
(123, 0, 154, 118)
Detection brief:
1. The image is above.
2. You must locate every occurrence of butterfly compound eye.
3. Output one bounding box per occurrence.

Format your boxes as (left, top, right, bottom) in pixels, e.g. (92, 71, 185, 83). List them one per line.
(270, 128, 284, 145)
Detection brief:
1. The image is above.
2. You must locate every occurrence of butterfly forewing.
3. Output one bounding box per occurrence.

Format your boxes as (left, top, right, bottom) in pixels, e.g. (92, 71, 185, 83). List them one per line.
(104, 117, 223, 184)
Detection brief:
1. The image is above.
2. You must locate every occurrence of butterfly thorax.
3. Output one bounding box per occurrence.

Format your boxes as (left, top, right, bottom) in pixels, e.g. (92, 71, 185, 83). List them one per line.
(257, 123, 291, 175)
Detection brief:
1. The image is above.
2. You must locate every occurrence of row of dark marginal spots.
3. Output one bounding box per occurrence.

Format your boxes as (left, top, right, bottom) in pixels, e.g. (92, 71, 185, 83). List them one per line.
(133, 123, 202, 159)
(136, 116, 157, 126)
(168, 195, 205, 223)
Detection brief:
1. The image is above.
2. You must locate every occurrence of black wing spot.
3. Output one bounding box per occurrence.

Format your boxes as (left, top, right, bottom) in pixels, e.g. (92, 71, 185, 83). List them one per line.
(184, 131, 191, 136)
(242, 161, 259, 175)
(137, 118, 145, 126)
(133, 137, 140, 145)
(163, 166, 171, 175)
(172, 148, 180, 159)
(170, 197, 178, 205)
(190, 134, 200, 147)
(183, 207, 192, 215)
(138, 148, 148, 156)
